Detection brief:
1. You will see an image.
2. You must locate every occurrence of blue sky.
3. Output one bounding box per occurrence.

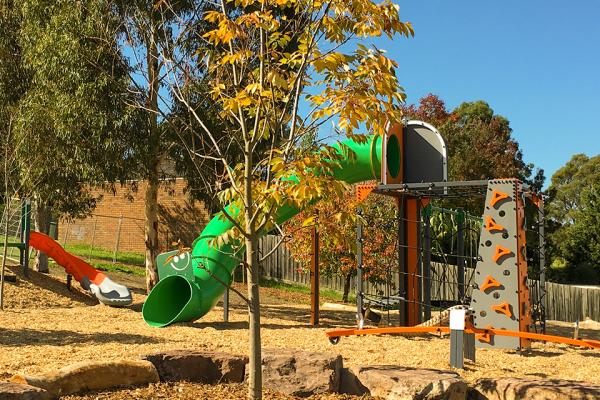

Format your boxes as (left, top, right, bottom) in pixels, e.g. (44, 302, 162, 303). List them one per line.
(372, 0, 600, 186)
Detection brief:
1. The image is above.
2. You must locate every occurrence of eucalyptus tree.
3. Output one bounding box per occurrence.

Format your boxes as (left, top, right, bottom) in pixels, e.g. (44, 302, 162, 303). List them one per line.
(12, 0, 137, 272)
(112, 0, 199, 291)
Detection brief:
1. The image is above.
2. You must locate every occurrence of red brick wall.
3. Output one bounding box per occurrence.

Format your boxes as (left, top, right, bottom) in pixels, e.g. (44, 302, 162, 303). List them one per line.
(60, 179, 210, 254)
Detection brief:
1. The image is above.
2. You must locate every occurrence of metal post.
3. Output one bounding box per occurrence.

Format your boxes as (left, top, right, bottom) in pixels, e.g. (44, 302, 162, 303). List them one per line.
(310, 224, 320, 326)
(397, 198, 407, 326)
(356, 208, 364, 327)
(113, 215, 123, 263)
(538, 199, 546, 334)
(223, 286, 229, 322)
(416, 200, 422, 322)
(456, 208, 465, 302)
(22, 201, 31, 277)
(464, 332, 476, 362)
(423, 205, 432, 321)
(89, 217, 97, 261)
(63, 221, 70, 246)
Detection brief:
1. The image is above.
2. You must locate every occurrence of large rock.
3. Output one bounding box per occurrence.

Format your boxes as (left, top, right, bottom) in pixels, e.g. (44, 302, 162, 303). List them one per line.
(0, 382, 50, 400)
(258, 349, 343, 397)
(474, 377, 600, 400)
(141, 350, 247, 383)
(10, 360, 159, 397)
(350, 365, 467, 400)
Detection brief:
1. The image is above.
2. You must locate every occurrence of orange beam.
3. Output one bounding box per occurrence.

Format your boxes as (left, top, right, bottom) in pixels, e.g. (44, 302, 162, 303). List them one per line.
(325, 326, 600, 349)
(405, 198, 419, 326)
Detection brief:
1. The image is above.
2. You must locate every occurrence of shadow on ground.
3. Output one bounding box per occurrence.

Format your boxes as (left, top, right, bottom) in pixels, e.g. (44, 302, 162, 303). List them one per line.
(0, 327, 161, 347)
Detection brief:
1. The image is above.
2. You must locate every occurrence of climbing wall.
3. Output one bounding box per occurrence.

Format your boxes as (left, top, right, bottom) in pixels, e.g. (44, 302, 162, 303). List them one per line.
(470, 179, 531, 350)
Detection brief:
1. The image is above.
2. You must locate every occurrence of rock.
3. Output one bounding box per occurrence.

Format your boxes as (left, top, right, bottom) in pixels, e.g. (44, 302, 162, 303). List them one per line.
(141, 350, 247, 383)
(474, 377, 600, 400)
(339, 367, 369, 395)
(10, 360, 159, 397)
(351, 365, 467, 400)
(0, 382, 50, 400)
(258, 349, 343, 397)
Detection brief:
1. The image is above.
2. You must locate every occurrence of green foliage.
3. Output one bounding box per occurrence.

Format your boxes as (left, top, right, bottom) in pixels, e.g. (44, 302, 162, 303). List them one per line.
(546, 155, 600, 284)
(1, 0, 139, 218)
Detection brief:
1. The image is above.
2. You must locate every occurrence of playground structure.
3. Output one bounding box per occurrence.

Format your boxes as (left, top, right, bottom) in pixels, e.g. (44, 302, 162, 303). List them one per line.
(323, 123, 599, 352)
(142, 119, 600, 355)
(0, 200, 132, 306)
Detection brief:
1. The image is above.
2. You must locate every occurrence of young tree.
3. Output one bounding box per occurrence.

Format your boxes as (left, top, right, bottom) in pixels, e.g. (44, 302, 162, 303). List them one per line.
(161, 1, 413, 398)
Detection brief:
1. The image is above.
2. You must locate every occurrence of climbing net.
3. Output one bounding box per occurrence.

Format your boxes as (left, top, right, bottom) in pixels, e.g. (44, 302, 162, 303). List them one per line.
(356, 182, 546, 332)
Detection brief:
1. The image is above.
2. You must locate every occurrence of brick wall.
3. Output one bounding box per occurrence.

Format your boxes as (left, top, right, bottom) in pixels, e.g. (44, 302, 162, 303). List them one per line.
(60, 179, 210, 255)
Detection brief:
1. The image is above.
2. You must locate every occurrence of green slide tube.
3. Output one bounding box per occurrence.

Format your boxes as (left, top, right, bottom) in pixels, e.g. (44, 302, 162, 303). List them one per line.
(142, 134, 399, 327)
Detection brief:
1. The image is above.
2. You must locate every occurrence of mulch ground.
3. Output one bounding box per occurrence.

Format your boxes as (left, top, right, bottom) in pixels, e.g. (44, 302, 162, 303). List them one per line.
(62, 382, 361, 400)
(0, 263, 599, 399)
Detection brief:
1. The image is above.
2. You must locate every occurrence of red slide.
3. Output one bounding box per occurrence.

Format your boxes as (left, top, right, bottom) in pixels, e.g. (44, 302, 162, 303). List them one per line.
(29, 231, 132, 306)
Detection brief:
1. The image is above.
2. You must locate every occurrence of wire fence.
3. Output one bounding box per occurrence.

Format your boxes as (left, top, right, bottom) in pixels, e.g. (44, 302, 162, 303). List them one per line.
(0, 199, 26, 262)
(57, 214, 146, 264)
(259, 234, 600, 323)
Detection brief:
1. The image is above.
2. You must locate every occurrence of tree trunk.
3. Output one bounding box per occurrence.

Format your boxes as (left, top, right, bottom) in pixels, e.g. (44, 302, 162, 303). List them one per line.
(246, 235, 262, 400)
(244, 140, 262, 400)
(33, 202, 51, 273)
(144, 170, 160, 292)
(144, 14, 161, 293)
(342, 272, 352, 303)
(1, 198, 10, 309)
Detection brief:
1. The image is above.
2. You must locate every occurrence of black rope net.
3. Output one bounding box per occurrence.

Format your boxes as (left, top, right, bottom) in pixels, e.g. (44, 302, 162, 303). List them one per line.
(356, 189, 546, 332)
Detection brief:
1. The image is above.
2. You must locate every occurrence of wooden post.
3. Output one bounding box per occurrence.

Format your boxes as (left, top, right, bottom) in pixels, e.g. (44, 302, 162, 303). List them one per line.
(310, 225, 319, 326)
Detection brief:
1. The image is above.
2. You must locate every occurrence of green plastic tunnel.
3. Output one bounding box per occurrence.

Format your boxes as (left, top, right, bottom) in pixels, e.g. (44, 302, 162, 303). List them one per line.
(142, 134, 400, 327)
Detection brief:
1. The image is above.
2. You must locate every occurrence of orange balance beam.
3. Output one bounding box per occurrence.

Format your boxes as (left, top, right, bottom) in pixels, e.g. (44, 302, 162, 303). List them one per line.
(325, 326, 600, 350)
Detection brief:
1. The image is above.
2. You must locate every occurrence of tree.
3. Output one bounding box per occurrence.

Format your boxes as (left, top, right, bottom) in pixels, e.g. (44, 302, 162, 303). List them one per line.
(162, 1, 413, 397)
(546, 154, 600, 283)
(11, 0, 136, 272)
(285, 186, 399, 303)
(113, 0, 203, 292)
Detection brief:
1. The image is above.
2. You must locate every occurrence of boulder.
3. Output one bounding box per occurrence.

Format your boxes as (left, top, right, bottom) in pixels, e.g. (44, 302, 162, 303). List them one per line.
(0, 382, 50, 400)
(350, 365, 467, 400)
(339, 367, 369, 396)
(257, 349, 343, 397)
(10, 360, 159, 397)
(141, 350, 247, 383)
(474, 377, 600, 400)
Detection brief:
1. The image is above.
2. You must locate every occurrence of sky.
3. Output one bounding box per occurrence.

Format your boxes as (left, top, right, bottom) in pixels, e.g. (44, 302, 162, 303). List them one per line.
(372, 0, 600, 187)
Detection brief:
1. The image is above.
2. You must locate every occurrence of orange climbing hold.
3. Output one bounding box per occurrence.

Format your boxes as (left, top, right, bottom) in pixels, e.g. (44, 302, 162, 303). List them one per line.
(492, 302, 513, 318)
(493, 245, 513, 262)
(484, 216, 505, 232)
(480, 275, 502, 291)
(476, 325, 493, 344)
(489, 190, 510, 207)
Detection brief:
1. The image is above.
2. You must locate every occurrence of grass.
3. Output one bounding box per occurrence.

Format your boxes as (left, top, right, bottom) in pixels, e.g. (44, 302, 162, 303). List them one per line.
(259, 278, 356, 304)
(94, 263, 145, 276)
(63, 243, 145, 266)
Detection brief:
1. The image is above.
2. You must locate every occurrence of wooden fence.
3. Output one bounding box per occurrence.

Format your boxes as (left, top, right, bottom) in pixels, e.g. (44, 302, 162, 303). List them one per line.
(259, 235, 600, 323)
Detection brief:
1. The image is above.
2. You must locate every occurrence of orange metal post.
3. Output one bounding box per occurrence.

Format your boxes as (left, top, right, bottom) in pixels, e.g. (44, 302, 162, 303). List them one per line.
(310, 225, 320, 326)
(406, 198, 420, 326)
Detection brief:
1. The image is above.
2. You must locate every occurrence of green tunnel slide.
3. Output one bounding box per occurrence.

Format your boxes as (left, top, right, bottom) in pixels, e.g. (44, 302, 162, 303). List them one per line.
(142, 134, 400, 327)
